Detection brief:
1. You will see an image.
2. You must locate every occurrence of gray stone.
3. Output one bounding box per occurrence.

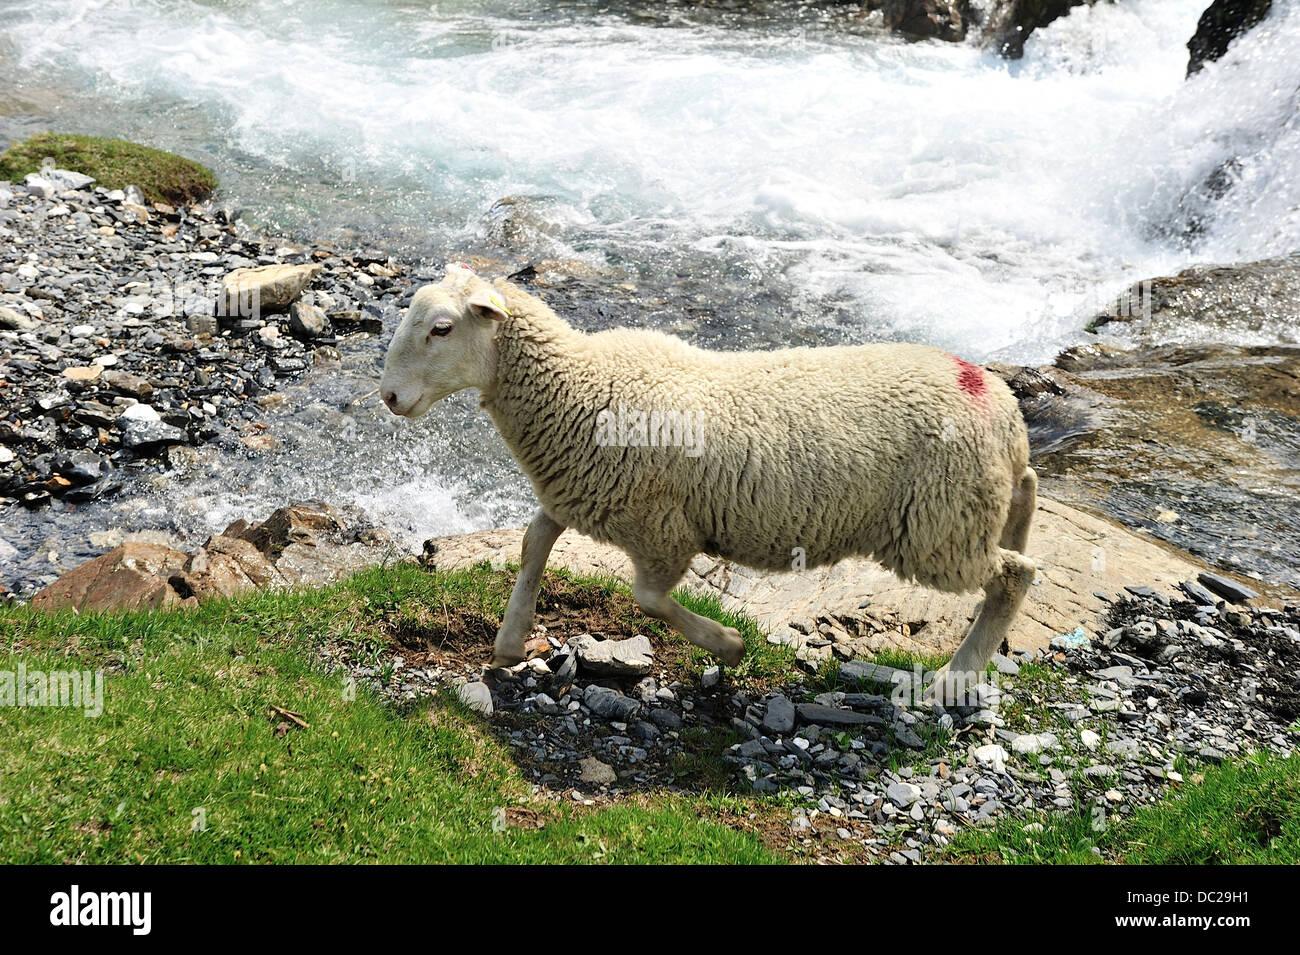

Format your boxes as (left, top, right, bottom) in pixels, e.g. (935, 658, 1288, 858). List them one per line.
(577, 756, 617, 785)
(570, 633, 654, 677)
(454, 681, 493, 715)
(761, 695, 796, 735)
(583, 684, 641, 720)
(0, 306, 34, 330)
(45, 169, 96, 191)
(886, 781, 921, 807)
(288, 301, 331, 339)
(795, 703, 875, 727)
(991, 652, 1020, 676)
(648, 707, 683, 730)
(1196, 572, 1259, 604)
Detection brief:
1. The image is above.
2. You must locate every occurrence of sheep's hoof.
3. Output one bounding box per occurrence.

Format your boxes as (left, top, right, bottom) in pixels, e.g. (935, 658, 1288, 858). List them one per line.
(487, 651, 524, 670)
(718, 628, 745, 667)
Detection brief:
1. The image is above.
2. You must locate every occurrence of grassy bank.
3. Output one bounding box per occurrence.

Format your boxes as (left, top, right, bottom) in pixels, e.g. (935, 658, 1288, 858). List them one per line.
(0, 132, 216, 204)
(2, 561, 1295, 864)
(0, 564, 779, 864)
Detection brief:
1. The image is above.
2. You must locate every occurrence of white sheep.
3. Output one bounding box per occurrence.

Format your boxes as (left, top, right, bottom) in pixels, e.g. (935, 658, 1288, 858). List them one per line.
(380, 264, 1037, 691)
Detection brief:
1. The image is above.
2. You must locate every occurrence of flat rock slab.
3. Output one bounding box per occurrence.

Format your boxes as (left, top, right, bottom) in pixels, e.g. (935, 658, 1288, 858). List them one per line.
(569, 633, 654, 677)
(795, 703, 876, 727)
(421, 497, 1225, 654)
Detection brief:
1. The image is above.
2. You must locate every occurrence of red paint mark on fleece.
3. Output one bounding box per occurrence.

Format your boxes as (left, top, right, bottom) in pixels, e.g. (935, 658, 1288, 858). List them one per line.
(953, 356, 988, 400)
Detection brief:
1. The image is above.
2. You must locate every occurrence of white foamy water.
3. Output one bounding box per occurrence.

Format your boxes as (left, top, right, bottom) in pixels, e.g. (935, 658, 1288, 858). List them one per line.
(9, 0, 1298, 356)
(2, 0, 1298, 572)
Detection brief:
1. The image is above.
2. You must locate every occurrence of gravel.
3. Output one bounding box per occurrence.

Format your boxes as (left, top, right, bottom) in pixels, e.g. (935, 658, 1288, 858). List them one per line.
(320, 576, 1298, 863)
(0, 169, 404, 517)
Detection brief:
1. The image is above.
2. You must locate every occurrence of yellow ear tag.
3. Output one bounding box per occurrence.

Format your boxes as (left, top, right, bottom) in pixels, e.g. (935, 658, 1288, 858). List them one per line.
(489, 293, 510, 317)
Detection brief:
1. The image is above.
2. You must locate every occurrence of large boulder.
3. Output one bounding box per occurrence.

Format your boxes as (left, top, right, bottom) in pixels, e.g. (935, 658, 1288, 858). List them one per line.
(220, 264, 322, 319)
(172, 535, 286, 601)
(866, 0, 1100, 58)
(1086, 254, 1300, 345)
(878, 0, 969, 42)
(979, 0, 1096, 58)
(1187, 0, 1272, 76)
(32, 542, 192, 612)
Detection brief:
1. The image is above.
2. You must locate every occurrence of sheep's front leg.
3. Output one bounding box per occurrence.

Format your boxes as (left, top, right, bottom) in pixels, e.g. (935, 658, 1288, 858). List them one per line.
(632, 560, 745, 667)
(490, 508, 564, 668)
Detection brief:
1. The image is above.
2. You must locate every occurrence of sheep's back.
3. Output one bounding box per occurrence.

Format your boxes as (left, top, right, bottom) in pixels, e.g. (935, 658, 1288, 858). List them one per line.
(591, 335, 1026, 586)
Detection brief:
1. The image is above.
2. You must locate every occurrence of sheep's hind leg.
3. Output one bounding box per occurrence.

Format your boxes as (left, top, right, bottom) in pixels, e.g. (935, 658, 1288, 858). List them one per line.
(631, 560, 745, 667)
(1000, 467, 1037, 553)
(489, 508, 565, 668)
(931, 549, 1035, 705)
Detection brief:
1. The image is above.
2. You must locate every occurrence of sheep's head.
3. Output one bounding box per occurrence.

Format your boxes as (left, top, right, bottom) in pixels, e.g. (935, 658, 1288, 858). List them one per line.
(379, 264, 510, 417)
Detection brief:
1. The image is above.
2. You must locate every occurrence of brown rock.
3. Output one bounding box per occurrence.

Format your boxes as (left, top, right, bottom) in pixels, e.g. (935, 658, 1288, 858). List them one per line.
(32, 542, 192, 612)
(101, 369, 154, 400)
(179, 535, 286, 600)
(224, 500, 346, 559)
(880, 0, 967, 42)
(61, 365, 102, 382)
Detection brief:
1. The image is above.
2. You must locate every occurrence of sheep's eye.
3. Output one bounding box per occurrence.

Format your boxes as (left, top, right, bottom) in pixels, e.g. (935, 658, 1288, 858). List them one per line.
(429, 320, 454, 338)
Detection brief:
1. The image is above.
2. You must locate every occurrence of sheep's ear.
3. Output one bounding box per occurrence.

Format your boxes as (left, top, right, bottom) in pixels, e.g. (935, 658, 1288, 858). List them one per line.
(445, 262, 476, 280)
(467, 287, 510, 322)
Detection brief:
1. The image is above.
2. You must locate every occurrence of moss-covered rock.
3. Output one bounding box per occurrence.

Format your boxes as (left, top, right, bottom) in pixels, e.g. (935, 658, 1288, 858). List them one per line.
(0, 132, 216, 204)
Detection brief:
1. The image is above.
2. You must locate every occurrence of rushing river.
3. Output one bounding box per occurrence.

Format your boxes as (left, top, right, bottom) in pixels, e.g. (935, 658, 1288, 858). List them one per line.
(2, 0, 1299, 586)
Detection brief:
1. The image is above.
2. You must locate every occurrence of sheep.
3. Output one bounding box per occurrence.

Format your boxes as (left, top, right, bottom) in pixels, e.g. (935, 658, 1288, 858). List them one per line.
(380, 264, 1037, 695)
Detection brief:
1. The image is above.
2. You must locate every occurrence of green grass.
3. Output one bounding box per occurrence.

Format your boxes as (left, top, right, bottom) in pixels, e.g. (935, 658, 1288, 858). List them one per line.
(944, 748, 1300, 865)
(5, 560, 1296, 865)
(0, 563, 780, 864)
(672, 586, 797, 686)
(0, 132, 216, 204)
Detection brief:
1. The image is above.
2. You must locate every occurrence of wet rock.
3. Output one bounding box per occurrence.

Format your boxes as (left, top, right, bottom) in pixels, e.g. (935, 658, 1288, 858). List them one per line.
(980, 1, 1099, 58)
(997, 338, 1300, 589)
(1187, 0, 1272, 76)
(51, 449, 105, 486)
(119, 411, 187, 451)
(878, 0, 967, 42)
(288, 301, 331, 340)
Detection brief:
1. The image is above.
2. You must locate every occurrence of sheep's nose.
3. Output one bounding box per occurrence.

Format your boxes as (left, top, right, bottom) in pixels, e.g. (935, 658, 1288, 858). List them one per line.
(382, 391, 397, 410)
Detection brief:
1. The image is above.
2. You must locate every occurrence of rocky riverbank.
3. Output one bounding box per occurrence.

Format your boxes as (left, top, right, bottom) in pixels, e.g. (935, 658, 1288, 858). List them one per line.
(988, 255, 1300, 590)
(4, 133, 1298, 864)
(316, 564, 1297, 863)
(0, 169, 408, 510)
(0, 162, 433, 595)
